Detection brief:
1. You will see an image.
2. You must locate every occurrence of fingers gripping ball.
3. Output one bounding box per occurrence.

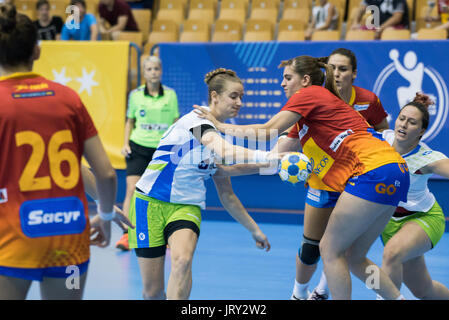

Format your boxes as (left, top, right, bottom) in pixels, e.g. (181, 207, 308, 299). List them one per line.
(278, 152, 312, 185)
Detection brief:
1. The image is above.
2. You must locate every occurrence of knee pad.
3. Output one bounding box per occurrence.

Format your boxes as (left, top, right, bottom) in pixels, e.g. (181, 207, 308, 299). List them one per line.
(298, 235, 321, 265)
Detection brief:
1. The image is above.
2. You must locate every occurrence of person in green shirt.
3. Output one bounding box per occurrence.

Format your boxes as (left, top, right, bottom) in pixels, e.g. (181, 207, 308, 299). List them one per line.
(116, 55, 179, 251)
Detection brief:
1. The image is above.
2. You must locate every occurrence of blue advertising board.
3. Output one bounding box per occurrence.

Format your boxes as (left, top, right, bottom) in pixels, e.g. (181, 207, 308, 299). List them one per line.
(160, 40, 449, 176)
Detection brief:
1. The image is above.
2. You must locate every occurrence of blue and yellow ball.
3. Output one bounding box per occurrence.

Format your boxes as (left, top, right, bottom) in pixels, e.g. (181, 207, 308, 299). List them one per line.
(278, 152, 312, 185)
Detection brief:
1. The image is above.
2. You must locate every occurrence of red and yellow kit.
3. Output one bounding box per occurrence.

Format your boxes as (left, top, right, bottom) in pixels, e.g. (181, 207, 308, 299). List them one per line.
(288, 86, 388, 191)
(0, 73, 97, 268)
(282, 85, 403, 193)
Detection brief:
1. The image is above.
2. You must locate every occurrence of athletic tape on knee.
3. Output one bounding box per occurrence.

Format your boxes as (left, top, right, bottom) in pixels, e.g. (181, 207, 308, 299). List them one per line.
(298, 235, 321, 265)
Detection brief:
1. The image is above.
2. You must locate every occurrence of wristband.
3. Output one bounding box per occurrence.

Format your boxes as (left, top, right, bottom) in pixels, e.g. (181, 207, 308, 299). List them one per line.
(252, 150, 269, 163)
(98, 209, 116, 221)
(96, 200, 116, 221)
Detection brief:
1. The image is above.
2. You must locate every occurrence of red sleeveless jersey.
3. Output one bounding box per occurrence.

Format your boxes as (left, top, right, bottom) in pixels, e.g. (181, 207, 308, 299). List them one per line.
(281, 85, 403, 192)
(287, 85, 389, 191)
(0, 73, 97, 268)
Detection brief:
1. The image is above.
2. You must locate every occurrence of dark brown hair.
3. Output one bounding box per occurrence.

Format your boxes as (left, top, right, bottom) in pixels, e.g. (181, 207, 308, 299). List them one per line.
(36, 0, 50, 10)
(0, 4, 38, 68)
(329, 48, 357, 72)
(278, 55, 343, 100)
(402, 93, 433, 130)
(204, 68, 242, 104)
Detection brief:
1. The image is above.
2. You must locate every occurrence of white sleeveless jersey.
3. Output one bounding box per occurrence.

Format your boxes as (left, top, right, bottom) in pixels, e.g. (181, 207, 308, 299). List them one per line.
(383, 129, 447, 213)
(135, 107, 218, 209)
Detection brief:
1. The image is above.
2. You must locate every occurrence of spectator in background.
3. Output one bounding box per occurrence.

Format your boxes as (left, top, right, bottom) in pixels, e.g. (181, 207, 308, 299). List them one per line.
(61, 0, 99, 41)
(425, 0, 449, 24)
(126, 0, 153, 10)
(98, 0, 138, 40)
(33, 0, 63, 40)
(351, 0, 409, 39)
(305, 0, 339, 40)
(425, 0, 449, 33)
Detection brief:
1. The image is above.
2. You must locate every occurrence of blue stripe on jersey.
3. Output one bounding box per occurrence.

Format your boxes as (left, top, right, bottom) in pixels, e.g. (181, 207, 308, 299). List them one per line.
(135, 196, 150, 248)
(148, 139, 201, 202)
(157, 144, 175, 152)
(402, 144, 421, 158)
(367, 128, 385, 141)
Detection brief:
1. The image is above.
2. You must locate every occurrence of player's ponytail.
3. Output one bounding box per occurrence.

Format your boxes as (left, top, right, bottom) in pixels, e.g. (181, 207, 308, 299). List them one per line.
(278, 55, 343, 100)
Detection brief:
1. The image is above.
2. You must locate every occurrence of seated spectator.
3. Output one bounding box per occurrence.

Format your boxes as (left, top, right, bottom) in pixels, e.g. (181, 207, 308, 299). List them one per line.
(425, 0, 449, 24)
(126, 0, 153, 10)
(34, 0, 64, 40)
(0, 0, 14, 4)
(305, 0, 339, 40)
(425, 0, 449, 32)
(98, 0, 139, 40)
(351, 0, 409, 39)
(61, 0, 99, 41)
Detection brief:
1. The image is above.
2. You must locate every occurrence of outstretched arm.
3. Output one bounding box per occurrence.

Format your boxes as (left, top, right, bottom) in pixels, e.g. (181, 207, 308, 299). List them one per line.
(213, 176, 270, 251)
(194, 106, 301, 139)
(214, 163, 275, 177)
(421, 158, 449, 178)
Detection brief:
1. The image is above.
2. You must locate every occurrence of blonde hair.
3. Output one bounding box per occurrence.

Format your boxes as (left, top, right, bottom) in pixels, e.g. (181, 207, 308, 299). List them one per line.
(142, 55, 161, 68)
(204, 68, 242, 104)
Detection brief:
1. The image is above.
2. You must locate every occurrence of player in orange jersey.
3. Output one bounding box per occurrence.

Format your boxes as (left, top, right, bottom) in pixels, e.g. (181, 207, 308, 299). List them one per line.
(0, 4, 132, 299)
(194, 55, 409, 300)
(285, 48, 390, 300)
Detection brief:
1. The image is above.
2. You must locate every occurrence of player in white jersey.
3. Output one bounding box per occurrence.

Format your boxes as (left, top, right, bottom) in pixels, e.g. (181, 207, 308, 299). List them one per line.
(128, 68, 278, 300)
(378, 94, 449, 299)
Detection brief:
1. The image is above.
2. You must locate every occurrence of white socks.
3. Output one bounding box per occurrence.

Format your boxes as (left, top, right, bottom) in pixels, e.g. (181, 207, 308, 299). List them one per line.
(315, 271, 329, 294)
(293, 279, 309, 299)
(376, 294, 405, 300)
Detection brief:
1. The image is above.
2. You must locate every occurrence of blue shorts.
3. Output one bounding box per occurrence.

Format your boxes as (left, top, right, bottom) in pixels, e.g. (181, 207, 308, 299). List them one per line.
(305, 187, 340, 208)
(0, 260, 89, 282)
(344, 162, 410, 206)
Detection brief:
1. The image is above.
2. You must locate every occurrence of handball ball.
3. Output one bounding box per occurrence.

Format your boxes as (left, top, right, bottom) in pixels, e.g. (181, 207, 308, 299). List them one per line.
(278, 152, 312, 185)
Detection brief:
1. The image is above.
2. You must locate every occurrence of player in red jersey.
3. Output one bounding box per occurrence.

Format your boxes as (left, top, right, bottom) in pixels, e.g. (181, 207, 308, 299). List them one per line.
(0, 5, 132, 299)
(194, 55, 409, 299)
(285, 48, 390, 300)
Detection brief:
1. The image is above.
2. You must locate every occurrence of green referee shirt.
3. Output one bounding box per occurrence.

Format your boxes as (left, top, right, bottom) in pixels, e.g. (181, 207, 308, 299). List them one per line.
(127, 83, 179, 148)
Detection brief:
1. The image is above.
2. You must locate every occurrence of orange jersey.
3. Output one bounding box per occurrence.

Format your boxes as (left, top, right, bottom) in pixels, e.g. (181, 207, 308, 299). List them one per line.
(0, 73, 97, 268)
(282, 86, 403, 193)
(288, 86, 389, 191)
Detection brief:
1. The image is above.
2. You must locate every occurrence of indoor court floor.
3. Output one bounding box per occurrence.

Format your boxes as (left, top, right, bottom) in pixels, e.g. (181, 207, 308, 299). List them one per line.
(25, 214, 449, 300)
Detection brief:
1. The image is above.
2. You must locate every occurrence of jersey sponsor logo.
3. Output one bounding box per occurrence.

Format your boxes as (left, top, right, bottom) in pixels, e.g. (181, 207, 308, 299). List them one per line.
(298, 124, 309, 140)
(329, 129, 353, 152)
(139, 109, 146, 117)
(198, 159, 217, 170)
(375, 183, 397, 195)
(310, 156, 330, 176)
(140, 123, 169, 131)
(12, 91, 55, 99)
(353, 103, 370, 111)
(14, 83, 49, 91)
(0, 188, 7, 204)
(20, 196, 86, 238)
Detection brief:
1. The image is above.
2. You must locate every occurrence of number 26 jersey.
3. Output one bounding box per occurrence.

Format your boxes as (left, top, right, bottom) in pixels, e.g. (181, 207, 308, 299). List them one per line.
(0, 72, 98, 269)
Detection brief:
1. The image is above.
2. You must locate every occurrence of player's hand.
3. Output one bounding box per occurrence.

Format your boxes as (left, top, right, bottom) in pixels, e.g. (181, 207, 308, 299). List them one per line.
(121, 144, 131, 157)
(193, 105, 220, 128)
(252, 230, 271, 252)
(112, 205, 135, 231)
(90, 215, 111, 247)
